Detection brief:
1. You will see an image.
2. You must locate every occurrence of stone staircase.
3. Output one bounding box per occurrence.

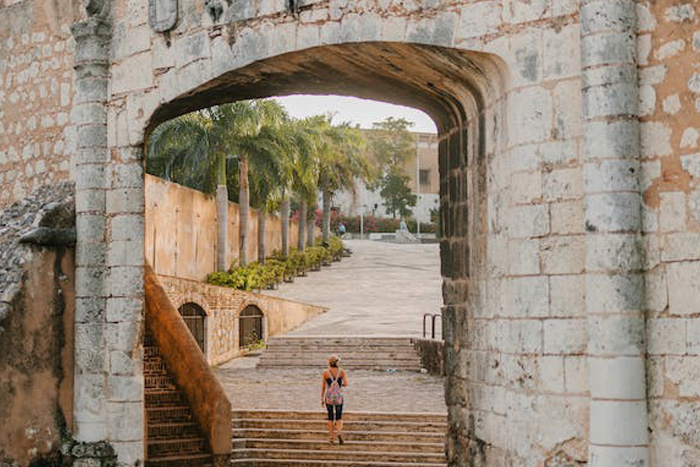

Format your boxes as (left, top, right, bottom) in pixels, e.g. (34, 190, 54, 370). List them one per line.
(230, 409, 447, 466)
(257, 336, 424, 371)
(144, 331, 214, 466)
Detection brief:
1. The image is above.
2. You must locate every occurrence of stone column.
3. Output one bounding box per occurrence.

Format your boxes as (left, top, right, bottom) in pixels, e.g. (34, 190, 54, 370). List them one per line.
(580, 1, 649, 465)
(70, 12, 113, 451)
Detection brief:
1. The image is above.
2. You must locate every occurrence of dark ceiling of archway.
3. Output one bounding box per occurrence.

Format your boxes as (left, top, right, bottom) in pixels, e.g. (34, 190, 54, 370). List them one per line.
(148, 42, 497, 134)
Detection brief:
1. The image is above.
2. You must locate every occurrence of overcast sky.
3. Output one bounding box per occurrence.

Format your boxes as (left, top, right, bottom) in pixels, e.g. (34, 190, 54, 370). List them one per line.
(275, 94, 438, 134)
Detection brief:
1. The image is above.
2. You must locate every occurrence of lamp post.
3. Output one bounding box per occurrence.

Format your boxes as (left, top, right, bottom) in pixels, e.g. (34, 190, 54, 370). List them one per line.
(415, 136, 421, 236)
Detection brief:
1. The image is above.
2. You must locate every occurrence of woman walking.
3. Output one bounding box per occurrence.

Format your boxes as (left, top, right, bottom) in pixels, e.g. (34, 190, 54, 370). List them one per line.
(321, 355, 348, 445)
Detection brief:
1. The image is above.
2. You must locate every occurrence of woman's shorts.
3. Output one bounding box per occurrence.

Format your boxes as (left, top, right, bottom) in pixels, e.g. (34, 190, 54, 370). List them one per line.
(326, 403, 343, 421)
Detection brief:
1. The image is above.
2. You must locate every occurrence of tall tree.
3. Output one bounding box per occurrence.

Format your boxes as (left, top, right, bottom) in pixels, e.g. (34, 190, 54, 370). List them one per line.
(380, 166, 417, 218)
(288, 117, 322, 252)
(369, 117, 417, 220)
(219, 100, 288, 266)
(314, 118, 372, 244)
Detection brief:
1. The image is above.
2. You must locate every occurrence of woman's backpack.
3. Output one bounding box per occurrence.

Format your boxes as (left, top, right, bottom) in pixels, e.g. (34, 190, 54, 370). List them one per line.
(325, 371, 344, 405)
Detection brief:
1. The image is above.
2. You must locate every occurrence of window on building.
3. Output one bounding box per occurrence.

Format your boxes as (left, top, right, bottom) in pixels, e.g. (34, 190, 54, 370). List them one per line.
(419, 169, 431, 185)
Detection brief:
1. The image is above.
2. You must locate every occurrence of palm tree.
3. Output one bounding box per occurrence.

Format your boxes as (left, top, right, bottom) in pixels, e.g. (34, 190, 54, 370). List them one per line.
(316, 119, 372, 244)
(220, 100, 289, 266)
(287, 117, 322, 253)
(147, 110, 235, 272)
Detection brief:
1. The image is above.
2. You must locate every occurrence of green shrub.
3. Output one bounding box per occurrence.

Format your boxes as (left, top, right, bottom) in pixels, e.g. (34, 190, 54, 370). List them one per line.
(208, 238, 346, 291)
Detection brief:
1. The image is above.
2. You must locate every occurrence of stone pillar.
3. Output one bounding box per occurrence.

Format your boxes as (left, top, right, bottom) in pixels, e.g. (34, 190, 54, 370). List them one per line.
(72, 6, 145, 465)
(71, 15, 112, 444)
(579, 1, 649, 465)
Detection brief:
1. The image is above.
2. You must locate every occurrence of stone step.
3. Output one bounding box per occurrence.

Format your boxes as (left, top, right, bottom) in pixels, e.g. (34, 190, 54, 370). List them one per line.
(267, 337, 414, 345)
(145, 390, 185, 406)
(149, 421, 203, 439)
(232, 419, 447, 434)
(257, 362, 423, 370)
(259, 353, 422, 363)
(230, 461, 445, 467)
(261, 348, 421, 356)
(145, 374, 176, 390)
(144, 359, 168, 372)
(232, 428, 444, 444)
(148, 437, 209, 458)
(233, 438, 444, 454)
(232, 448, 445, 464)
(232, 410, 446, 423)
(145, 452, 213, 467)
(147, 406, 194, 424)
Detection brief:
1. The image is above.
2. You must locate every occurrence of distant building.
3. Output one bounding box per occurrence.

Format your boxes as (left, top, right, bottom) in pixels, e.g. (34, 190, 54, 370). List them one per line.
(334, 131, 440, 225)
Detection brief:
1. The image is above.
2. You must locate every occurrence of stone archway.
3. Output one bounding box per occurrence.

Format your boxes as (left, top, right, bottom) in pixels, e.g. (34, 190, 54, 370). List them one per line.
(68, 1, 649, 465)
(136, 40, 502, 466)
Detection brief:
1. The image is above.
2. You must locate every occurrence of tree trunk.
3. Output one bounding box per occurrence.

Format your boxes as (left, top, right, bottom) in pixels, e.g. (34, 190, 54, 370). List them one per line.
(307, 208, 315, 248)
(258, 207, 266, 264)
(281, 198, 290, 257)
(322, 190, 332, 244)
(297, 201, 306, 252)
(216, 184, 228, 271)
(239, 154, 249, 266)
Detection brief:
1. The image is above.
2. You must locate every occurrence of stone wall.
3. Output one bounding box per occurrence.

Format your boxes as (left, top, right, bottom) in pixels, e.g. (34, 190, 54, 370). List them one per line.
(0, 0, 82, 208)
(637, 1, 700, 463)
(145, 174, 310, 281)
(156, 275, 327, 366)
(0, 183, 75, 465)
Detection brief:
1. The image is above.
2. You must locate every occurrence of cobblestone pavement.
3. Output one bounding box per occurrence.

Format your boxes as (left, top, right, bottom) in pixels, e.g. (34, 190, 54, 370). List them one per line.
(215, 355, 446, 413)
(267, 239, 443, 337)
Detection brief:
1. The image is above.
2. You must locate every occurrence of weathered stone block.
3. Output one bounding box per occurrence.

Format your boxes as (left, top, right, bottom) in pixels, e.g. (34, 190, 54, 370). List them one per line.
(590, 400, 648, 445)
(583, 160, 640, 194)
(648, 318, 686, 355)
(659, 192, 687, 233)
(589, 356, 645, 399)
(581, 31, 636, 68)
(110, 215, 144, 242)
(544, 319, 586, 355)
(580, 0, 636, 35)
(667, 261, 700, 316)
(543, 168, 581, 201)
(550, 274, 584, 317)
(458, 1, 501, 40)
(585, 192, 641, 233)
(583, 119, 639, 160)
(541, 236, 584, 275)
(587, 271, 644, 313)
(586, 233, 642, 273)
(508, 238, 540, 275)
(503, 276, 548, 318)
(587, 313, 645, 355)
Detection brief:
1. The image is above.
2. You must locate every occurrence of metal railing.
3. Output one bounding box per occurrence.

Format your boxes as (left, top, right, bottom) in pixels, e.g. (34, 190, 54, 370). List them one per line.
(422, 313, 442, 340)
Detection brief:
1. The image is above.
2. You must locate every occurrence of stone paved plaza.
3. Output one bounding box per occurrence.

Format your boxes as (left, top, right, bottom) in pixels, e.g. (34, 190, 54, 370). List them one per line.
(216, 358, 446, 413)
(214, 239, 446, 414)
(267, 239, 443, 337)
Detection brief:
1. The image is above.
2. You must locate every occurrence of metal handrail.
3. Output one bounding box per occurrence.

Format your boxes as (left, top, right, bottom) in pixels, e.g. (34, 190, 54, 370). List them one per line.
(422, 313, 442, 339)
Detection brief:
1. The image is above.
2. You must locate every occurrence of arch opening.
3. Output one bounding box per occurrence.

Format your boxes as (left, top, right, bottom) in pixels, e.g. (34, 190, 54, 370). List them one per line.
(239, 305, 264, 349)
(177, 302, 207, 352)
(142, 40, 507, 465)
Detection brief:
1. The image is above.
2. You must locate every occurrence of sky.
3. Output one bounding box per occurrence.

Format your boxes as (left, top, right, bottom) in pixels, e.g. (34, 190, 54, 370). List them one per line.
(275, 94, 438, 134)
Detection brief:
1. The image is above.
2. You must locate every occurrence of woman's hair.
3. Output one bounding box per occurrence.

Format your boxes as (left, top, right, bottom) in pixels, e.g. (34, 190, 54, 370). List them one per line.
(328, 355, 340, 368)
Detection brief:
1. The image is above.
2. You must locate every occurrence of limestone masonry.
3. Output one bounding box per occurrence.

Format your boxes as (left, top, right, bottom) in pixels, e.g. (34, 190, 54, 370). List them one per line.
(1, 0, 700, 466)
